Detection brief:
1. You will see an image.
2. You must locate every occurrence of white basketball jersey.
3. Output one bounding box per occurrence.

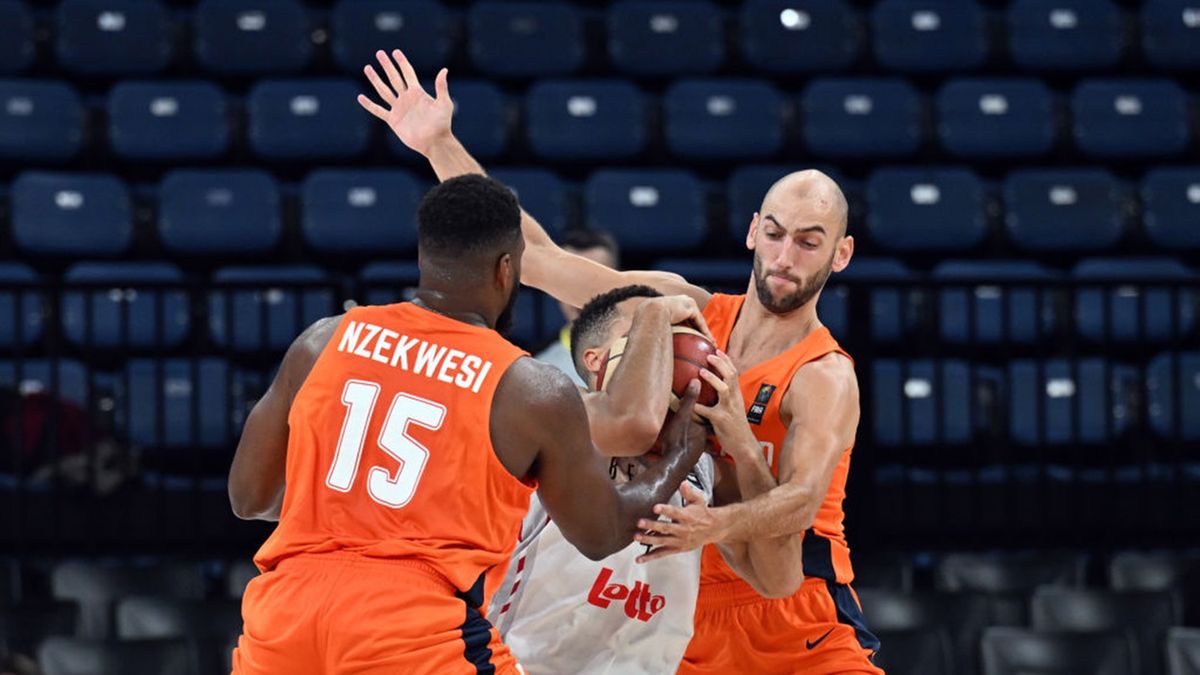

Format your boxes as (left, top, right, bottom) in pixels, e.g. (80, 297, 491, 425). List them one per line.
(489, 455, 715, 675)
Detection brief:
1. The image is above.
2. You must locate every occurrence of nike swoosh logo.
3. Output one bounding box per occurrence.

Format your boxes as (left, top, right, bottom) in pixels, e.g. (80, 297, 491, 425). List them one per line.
(806, 628, 836, 650)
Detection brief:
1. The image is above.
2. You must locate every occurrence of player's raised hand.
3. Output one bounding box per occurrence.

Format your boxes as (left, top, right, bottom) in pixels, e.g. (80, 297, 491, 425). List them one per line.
(633, 482, 715, 563)
(357, 49, 453, 157)
(693, 351, 757, 459)
(650, 295, 714, 340)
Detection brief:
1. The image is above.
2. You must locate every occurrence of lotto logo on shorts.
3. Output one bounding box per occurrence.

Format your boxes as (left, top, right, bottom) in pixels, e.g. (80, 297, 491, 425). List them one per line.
(586, 567, 666, 621)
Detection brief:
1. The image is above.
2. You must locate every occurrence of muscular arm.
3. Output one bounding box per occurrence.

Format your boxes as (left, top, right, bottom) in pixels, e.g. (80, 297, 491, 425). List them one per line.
(228, 316, 342, 521)
(490, 358, 705, 561)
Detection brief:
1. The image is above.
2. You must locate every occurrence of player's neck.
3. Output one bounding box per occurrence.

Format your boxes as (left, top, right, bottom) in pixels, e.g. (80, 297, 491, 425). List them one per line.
(411, 290, 492, 329)
(729, 287, 822, 361)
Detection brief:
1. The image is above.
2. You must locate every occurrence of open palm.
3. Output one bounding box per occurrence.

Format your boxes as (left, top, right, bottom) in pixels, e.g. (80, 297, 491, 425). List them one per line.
(357, 49, 454, 157)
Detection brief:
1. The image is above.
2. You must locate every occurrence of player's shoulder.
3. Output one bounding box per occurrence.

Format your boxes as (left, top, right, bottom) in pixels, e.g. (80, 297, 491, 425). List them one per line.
(496, 355, 582, 412)
(788, 351, 858, 402)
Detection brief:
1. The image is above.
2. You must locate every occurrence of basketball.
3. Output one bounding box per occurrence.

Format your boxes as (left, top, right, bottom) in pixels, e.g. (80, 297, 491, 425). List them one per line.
(596, 325, 720, 410)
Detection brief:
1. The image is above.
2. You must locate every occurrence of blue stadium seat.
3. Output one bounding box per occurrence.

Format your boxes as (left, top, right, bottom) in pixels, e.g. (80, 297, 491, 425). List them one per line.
(301, 170, 421, 254)
(0, 360, 88, 407)
(489, 168, 569, 236)
(330, 0, 453, 74)
(55, 0, 172, 75)
(1009, 359, 1136, 445)
(1147, 352, 1200, 440)
(1072, 80, 1189, 158)
(0, 81, 85, 160)
(865, 168, 987, 251)
(663, 79, 786, 159)
(739, 0, 861, 73)
(653, 258, 750, 295)
(0, 263, 44, 347)
(468, 2, 584, 77)
(935, 79, 1057, 158)
(247, 80, 369, 159)
(825, 258, 917, 342)
(607, 1, 724, 75)
(120, 359, 235, 449)
(1004, 170, 1126, 251)
(107, 82, 229, 160)
(725, 165, 845, 241)
(871, 359, 974, 446)
(1072, 258, 1197, 343)
(526, 80, 646, 160)
(0, 1, 35, 73)
(193, 0, 312, 75)
(1007, 0, 1125, 70)
(392, 81, 509, 161)
(208, 266, 335, 352)
(801, 79, 922, 158)
(1142, 168, 1200, 250)
(62, 263, 189, 349)
(1141, 0, 1200, 70)
(584, 170, 706, 252)
(359, 262, 419, 306)
(871, 0, 988, 72)
(509, 290, 561, 349)
(933, 260, 1058, 344)
(12, 173, 131, 257)
(159, 170, 282, 256)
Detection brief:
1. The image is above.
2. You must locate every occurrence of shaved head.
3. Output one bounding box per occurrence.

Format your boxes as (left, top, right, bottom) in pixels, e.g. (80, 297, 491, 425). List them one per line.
(760, 170, 848, 237)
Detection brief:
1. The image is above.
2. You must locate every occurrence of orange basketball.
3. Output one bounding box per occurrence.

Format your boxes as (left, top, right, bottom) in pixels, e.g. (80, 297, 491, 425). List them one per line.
(596, 325, 719, 409)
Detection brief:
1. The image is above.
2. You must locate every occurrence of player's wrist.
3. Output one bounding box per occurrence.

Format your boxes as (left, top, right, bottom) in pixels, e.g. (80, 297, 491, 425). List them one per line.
(424, 132, 462, 165)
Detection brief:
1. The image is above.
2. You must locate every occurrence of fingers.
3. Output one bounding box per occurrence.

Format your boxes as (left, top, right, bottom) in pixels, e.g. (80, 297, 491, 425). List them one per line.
(434, 67, 450, 101)
(637, 518, 682, 535)
(376, 49, 406, 94)
(392, 49, 425, 94)
(636, 546, 684, 564)
(680, 481, 705, 505)
(362, 64, 396, 103)
(692, 311, 715, 341)
(356, 94, 389, 121)
(652, 502, 685, 520)
(676, 378, 700, 414)
(706, 351, 738, 382)
(697, 367, 726, 394)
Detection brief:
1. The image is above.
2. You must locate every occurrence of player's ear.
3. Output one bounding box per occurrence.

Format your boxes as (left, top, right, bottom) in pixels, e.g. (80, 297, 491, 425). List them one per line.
(496, 252, 514, 290)
(581, 347, 604, 375)
(832, 235, 854, 273)
(745, 212, 759, 251)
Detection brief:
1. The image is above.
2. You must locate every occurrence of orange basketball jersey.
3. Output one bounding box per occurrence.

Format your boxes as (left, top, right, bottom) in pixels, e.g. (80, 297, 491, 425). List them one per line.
(701, 293, 857, 587)
(253, 302, 534, 597)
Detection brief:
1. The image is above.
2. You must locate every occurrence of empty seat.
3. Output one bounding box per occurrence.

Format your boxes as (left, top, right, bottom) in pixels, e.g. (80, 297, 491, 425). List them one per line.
(1168, 627, 1200, 675)
(1007, 0, 1125, 70)
(663, 79, 786, 159)
(1072, 258, 1196, 343)
(0, 359, 89, 408)
(248, 79, 368, 159)
(739, 0, 861, 73)
(871, 0, 988, 72)
(872, 359, 976, 446)
(1009, 359, 1138, 445)
(489, 168, 569, 236)
(584, 170, 706, 251)
(0, 81, 85, 160)
(871, 629, 953, 675)
(1142, 0, 1200, 70)
(0, 1, 36, 73)
(0, 601, 78, 658)
(934, 260, 1058, 344)
(50, 561, 205, 639)
(12, 173, 131, 257)
(981, 627, 1136, 675)
(159, 170, 281, 257)
(1110, 551, 1200, 594)
(0, 263, 45, 347)
(390, 80, 509, 162)
(330, 0, 453, 74)
(824, 258, 918, 342)
(193, 0, 311, 75)
(1031, 588, 1180, 675)
(858, 590, 998, 675)
(1147, 352, 1200, 441)
(301, 170, 421, 255)
(654, 258, 750, 295)
(107, 82, 229, 160)
(468, 2, 584, 77)
(801, 79, 922, 157)
(208, 266, 335, 352)
(62, 263, 189, 349)
(38, 636, 204, 675)
(608, 1, 724, 75)
(1003, 170, 1126, 251)
(56, 0, 172, 75)
(865, 168, 986, 251)
(526, 80, 646, 159)
(116, 597, 241, 641)
(358, 261, 419, 307)
(937, 553, 1086, 593)
(1143, 168, 1200, 250)
(936, 79, 1057, 158)
(226, 560, 259, 599)
(1072, 79, 1190, 158)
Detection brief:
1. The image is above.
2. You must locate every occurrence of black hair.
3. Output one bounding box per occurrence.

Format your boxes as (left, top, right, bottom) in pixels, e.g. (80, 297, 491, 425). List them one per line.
(560, 229, 620, 267)
(569, 284, 663, 381)
(417, 175, 521, 259)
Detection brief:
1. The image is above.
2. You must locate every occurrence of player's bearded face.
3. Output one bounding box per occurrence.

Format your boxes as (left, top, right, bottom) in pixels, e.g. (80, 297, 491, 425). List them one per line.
(752, 249, 834, 315)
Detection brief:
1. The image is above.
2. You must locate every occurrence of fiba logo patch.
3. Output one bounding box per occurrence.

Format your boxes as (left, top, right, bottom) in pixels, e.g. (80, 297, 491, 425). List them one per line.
(746, 384, 776, 425)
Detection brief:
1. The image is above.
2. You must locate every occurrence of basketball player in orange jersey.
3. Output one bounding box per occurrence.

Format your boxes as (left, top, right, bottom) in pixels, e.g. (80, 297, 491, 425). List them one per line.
(226, 174, 711, 675)
(358, 50, 881, 674)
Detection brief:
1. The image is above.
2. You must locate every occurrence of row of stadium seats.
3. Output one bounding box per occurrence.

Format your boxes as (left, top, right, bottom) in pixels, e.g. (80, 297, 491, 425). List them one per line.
(5, 77, 1200, 162)
(2, 0, 1199, 77)
(3, 168, 1199, 256)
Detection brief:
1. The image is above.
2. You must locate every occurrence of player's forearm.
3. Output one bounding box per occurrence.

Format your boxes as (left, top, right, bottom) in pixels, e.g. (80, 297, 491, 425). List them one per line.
(592, 302, 673, 455)
(713, 481, 817, 542)
(612, 436, 707, 545)
(720, 431, 778, 503)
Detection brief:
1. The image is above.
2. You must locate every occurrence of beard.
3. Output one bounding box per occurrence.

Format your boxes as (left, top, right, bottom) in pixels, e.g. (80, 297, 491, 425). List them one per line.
(752, 251, 834, 315)
(495, 283, 520, 335)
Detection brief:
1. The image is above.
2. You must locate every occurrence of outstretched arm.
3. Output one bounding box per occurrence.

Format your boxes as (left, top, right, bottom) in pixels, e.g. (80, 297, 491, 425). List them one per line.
(357, 49, 711, 310)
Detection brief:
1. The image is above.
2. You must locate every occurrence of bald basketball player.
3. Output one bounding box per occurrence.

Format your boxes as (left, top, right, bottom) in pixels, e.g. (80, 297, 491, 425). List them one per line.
(358, 50, 881, 674)
(227, 175, 708, 674)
